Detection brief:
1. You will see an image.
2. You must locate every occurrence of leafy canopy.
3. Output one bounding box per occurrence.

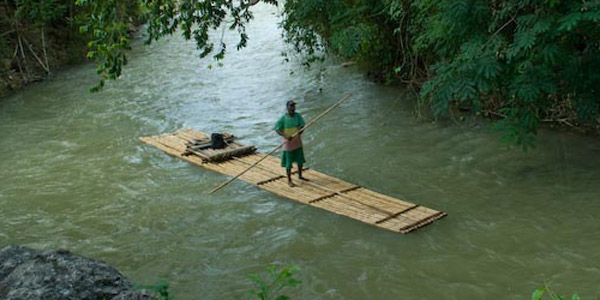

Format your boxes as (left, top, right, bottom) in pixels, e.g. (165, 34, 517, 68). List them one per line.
(280, 0, 600, 150)
(75, 0, 276, 91)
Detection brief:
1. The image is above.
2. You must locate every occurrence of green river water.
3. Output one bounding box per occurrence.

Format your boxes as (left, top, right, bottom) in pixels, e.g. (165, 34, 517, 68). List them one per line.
(1, 4, 600, 299)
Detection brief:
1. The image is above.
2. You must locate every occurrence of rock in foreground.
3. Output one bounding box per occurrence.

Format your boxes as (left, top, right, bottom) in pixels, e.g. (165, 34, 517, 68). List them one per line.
(0, 246, 152, 300)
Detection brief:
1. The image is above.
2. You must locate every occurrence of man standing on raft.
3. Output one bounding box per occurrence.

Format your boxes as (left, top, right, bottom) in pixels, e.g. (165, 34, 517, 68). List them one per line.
(275, 100, 309, 187)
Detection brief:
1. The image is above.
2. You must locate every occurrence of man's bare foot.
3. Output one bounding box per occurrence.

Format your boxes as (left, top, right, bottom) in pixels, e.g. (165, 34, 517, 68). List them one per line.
(299, 176, 310, 181)
(288, 181, 296, 187)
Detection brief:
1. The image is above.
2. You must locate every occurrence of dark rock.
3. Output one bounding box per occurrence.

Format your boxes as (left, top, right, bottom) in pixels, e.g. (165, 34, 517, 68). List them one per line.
(0, 246, 153, 300)
(366, 70, 385, 84)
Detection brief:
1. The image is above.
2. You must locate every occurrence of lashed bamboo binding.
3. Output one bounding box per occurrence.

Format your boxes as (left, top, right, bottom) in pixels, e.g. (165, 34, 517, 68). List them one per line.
(141, 128, 447, 234)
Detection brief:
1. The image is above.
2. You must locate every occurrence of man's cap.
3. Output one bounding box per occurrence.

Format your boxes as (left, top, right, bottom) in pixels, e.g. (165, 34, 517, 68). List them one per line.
(286, 100, 296, 106)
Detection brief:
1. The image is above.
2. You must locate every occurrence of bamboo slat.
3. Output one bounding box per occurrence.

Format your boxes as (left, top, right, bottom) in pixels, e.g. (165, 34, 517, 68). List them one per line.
(140, 129, 447, 234)
(312, 195, 389, 223)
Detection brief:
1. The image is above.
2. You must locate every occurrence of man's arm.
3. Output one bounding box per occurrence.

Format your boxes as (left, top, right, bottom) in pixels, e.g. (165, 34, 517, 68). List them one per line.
(276, 129, 292, 141)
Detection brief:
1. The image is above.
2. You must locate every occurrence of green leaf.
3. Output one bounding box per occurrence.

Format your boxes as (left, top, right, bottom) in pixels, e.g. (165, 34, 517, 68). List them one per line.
(533, 17, 552, 34)
(583, 11, 600, 22)
(531, 287, 545, 300)
(514, 30, 536, 51)
(558, 13, 582, 31)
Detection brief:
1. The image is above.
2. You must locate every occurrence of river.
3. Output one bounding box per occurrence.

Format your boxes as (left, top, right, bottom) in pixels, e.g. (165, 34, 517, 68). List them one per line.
(1, 3, 600, 299)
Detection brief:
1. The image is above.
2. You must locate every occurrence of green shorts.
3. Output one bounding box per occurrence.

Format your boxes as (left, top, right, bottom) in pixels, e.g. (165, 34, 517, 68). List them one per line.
(281, 147, 305, 169)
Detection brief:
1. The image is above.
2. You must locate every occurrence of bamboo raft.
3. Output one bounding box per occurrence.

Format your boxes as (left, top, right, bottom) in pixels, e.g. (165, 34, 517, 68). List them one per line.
(140, 128, 447, 234)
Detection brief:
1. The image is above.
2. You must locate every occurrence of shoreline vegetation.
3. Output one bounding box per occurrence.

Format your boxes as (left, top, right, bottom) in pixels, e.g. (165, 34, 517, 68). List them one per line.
(0, 1, 139, 97)
(280, 0, 600, 149)
(1, 0, 599, 148)
(1, 1, 83, 96)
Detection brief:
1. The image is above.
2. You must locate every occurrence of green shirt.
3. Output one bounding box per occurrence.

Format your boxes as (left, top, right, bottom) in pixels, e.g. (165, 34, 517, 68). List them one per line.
(274, 113, 305, 136)
(275, 113, 305, 151)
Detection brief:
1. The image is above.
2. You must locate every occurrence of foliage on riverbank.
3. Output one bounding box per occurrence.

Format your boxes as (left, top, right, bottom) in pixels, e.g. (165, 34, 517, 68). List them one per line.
(0, 0, 142, 97)
(1, 0, 276, 95)
(1, 1, 80, 96)
(281, 0, 600, 149)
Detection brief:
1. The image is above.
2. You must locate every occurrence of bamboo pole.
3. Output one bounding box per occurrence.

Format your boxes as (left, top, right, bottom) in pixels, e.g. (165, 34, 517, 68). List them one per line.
(209, 94, 351, 194)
